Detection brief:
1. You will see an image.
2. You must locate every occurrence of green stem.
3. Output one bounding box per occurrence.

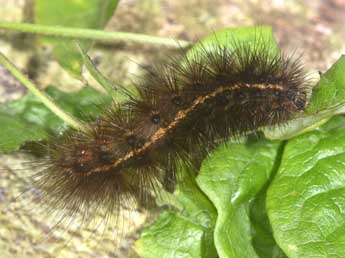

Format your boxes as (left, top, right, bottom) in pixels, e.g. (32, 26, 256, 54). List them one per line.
(0, 51, 88, 133)
(0, 21, 192, 48)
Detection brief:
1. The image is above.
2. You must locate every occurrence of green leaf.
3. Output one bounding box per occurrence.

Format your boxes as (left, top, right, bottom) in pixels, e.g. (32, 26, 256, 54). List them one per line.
(188, 26, 279, 60)
(35, 0, 119, 76)
(250, 190, 288, 258)
(0, 86, 111, 152)
(175, 168, 218, 257)
(0, 113, 47, 153)
(136, 166, 218, 258)
(307, 56, 345, 113)
(197, 139, 281, 258)
(136, 212, 205, 258)
(267, 116, 345, 258)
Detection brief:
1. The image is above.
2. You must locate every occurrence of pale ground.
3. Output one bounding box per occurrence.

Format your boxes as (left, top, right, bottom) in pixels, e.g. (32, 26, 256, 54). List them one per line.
(0, 0, 344, 257)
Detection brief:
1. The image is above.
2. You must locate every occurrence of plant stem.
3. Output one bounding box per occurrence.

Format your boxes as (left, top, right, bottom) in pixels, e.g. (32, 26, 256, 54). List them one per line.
(0, 21, 192, 48)
(0, 51, 88, 133)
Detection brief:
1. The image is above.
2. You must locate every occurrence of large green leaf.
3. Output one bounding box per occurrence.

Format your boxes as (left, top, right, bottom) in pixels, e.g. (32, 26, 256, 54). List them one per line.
(250, 190, 287, 258)
(35, 0, 119, 76)
(267, 116, 345, 257)
(0, 86, 111, 152)
(197, 139, 281, 258)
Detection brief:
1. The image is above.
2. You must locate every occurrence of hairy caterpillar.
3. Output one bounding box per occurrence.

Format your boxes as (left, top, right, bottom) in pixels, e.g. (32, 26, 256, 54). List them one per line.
(22, 29, 311, 228)
(0, 27, 314, 258)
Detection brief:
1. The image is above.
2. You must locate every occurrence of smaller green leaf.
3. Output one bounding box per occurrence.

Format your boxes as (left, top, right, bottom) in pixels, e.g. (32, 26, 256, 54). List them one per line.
(197, 139, 281, 258)
(35, 0, 119, 76)
(250, 190, 287, 258)
(136, 166, 218, 258)
(51, 42, 85, 76)
(0, 86, 111, 152)
(175, 167, 218, 258)
(135, 212, 205, 258)
(306, 55, 345, 114)
(0, 113, 47, 153)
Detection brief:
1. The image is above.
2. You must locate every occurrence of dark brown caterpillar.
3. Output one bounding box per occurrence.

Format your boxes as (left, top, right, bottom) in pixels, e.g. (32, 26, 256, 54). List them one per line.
(32, 38, 310, 222)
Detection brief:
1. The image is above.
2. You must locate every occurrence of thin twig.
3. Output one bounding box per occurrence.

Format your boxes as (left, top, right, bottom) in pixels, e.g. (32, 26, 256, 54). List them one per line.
(0, 21, 192, 48)
(0, 51, 88, 132)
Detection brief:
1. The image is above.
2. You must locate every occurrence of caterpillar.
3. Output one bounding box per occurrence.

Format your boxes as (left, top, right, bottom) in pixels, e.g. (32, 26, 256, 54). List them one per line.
(24, 28, 310, 230)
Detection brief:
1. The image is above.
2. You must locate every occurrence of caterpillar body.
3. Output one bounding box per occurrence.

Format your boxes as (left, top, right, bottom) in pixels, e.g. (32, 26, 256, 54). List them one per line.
(27, 30, 310, 225)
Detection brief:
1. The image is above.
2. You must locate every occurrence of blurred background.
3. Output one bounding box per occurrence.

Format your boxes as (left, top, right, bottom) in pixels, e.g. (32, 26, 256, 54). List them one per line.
(0, 0, 344, 257)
